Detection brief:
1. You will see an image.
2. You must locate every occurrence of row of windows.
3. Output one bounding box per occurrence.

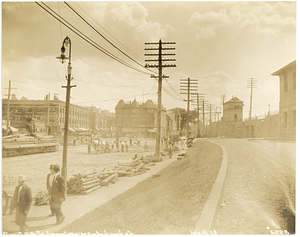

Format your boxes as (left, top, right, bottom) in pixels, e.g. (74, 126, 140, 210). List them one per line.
(282, 110, 296, 128)
(283, 71, 296, 92)
(116, 109, 155, 114)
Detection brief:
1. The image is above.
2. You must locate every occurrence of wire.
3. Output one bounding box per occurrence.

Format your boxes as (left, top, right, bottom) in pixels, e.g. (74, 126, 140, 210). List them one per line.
(75, 2, 143, 62)
(2, 77, 109, 101)
(235, 86, 248, 96)
(164, 78, 185, 100)
(36, 2, 153, 76)
(74, 77, 151, 88)
(77, 91, 157, 104)
(64, 2, 157, 75)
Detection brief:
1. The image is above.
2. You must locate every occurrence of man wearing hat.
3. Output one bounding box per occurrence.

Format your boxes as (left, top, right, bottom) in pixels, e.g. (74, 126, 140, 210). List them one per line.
(51, 164, 66, 225)
(10, 175, 32, 233)
(46, 165, 55, 217)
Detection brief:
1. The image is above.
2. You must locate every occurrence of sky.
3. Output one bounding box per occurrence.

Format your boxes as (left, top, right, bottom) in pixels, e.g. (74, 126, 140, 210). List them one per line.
(2, 1, 297, 119)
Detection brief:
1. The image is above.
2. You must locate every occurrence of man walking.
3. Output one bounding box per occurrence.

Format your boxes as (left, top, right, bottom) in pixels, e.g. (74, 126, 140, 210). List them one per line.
(51, 164, 66, 225)
(46, 165, 55, 217)
(10, 175, 32, 233)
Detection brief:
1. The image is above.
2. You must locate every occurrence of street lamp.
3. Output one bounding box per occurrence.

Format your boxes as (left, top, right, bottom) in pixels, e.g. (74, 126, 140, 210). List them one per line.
(57, 36, 76, 188)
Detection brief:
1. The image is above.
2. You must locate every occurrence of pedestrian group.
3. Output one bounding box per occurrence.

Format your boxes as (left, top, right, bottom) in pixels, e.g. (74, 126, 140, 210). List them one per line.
(10, 164, 66, 234)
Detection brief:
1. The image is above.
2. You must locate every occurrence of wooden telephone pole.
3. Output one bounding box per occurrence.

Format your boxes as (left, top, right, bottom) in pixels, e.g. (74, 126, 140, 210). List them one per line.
(180, 78, 198, 139)
(4, 81, 17, 134)
(145, 40, 176, 157)
(191, 93, 204, 137)
(247, 78, 257, 120)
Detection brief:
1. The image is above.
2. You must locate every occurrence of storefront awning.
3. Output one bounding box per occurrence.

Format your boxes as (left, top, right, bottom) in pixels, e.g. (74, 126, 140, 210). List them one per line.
(147, 128, 157, 133)
(68, 127, 76, 132)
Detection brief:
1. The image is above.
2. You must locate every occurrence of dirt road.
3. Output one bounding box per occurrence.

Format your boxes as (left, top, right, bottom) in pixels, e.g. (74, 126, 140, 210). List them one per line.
(212, 138, 295, 234)
(2, 138, 155, 197)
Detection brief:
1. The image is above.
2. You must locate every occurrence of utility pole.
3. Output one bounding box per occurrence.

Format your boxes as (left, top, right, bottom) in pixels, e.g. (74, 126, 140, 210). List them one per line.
(191, 93, 204, 137)
(145, 40, 176, 157)
(197, 93, 200, 137)
(57, 36, 76, 187)
(247, 78, 257, 120)
(47, 93, 50, 134)
(4, 81, 17, 134)
(202, 100, 205, 131)
(220, 94, 226, 119)
(216, 106, 221, 121)
(180, 78, 198, 139)
(210, 104, 212, 137)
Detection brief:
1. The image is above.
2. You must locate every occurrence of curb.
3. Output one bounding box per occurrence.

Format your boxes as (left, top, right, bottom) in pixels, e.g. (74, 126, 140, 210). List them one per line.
(194, 140, 228, 232)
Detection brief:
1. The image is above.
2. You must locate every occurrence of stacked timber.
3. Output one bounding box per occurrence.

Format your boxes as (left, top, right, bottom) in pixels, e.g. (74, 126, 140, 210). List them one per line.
(177, 152, 187, 160)
(98, 173, 118, 186)
(67, 171, 101, 195)
(112, 154, 156, 176)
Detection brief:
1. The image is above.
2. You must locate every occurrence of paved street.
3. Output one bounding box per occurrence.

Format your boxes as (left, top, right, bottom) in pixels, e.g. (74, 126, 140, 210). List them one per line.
(211, 138, 295, 235)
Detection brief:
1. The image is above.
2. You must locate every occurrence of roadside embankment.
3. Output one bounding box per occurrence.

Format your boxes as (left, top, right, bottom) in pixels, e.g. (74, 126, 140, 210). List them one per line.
(60, 139, 223, 235)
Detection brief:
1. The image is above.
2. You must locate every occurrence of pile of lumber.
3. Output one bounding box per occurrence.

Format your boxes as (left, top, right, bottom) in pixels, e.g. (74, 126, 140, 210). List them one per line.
(67, 171, 101, 195)
(98, 172, 118, 186)
(177, 152, 187, 160)
(66, 154, 159, 194)
(114, 154, 156, 176)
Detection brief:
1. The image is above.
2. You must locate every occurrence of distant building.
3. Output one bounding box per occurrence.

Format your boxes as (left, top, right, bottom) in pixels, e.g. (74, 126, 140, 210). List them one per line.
(271, 60, 296, 139)
(2, 94, 113, 135)
(166, 109, 181, 138)
(221, 96, 244, 137)
(114, 99, 167, 137)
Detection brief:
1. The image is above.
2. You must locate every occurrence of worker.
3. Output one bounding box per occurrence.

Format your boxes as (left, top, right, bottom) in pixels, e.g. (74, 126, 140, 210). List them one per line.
(46, 165, 55, 217)
(144, 142, 148, 152)
(168, 144, 173, 158)
(125, 141, 129, 152)
(121, 142, 124, 152)
(51, 164, 66, 225)
(88, 141, 91, 154)
(10, 175, 32, 233)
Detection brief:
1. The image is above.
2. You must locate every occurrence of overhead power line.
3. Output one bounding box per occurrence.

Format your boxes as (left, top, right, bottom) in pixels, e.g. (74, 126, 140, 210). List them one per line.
(36, 2, 153, 76)
(64, 2, 157, 75)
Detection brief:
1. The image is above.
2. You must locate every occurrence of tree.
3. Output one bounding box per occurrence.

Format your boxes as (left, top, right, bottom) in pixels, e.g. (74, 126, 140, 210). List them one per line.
(179, 110, 198, 132)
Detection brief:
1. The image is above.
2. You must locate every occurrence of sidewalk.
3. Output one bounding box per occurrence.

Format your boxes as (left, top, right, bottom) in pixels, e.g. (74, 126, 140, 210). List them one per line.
(2, 152, 182, 234)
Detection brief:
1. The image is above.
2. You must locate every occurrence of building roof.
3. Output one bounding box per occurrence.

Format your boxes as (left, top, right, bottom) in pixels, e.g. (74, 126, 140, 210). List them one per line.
(115, 99, 125, 109)
(271, 60, 296, 76)
(225, 96, 244, 104)
(131, 99, 139, 107)
(144, 99, 156, 108)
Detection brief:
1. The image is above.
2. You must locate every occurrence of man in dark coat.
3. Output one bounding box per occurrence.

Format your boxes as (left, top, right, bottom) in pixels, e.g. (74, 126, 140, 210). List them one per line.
(46, 164, 55, 217)
(10, 175, 32, 233)
(51, 164, 66, 224)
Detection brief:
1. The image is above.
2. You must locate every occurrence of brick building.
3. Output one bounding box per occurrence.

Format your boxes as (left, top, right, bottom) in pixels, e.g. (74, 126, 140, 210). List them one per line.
(271, 60, 296, 139)
(114, 99, 167, 137)
(2, 94, 113, 135)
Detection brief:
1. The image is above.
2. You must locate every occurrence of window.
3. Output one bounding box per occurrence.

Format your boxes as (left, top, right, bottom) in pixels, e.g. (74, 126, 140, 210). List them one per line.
(283, 112, 287, 128)
(293, 71, 296, 89)
(284, 75, 288, 92)
(234, 114, 237, 121)
(293, 110, 296, 128)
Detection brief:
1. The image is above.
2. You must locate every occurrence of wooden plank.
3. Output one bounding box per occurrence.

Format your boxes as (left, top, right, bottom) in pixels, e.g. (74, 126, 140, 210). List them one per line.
(81, 185, 101, 195)
(80, 182, 100, 191)
(99, 173, 118, 186)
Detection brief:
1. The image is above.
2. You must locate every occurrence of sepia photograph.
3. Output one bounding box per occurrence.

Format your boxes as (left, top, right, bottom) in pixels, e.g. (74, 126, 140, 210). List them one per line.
(2, 1, 296, 235)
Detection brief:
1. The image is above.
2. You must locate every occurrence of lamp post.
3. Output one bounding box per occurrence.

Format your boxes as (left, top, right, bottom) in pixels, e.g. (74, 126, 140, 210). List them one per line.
(56, 36, 76, 187)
